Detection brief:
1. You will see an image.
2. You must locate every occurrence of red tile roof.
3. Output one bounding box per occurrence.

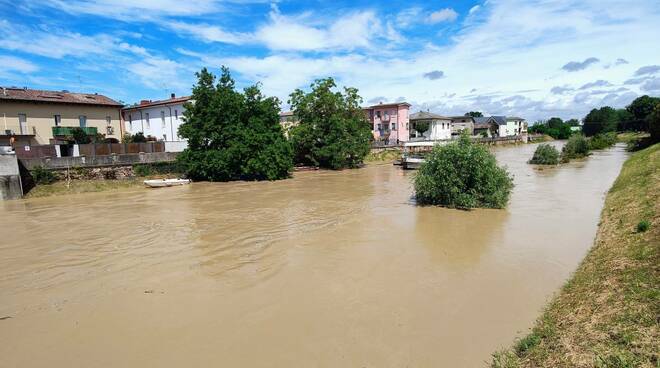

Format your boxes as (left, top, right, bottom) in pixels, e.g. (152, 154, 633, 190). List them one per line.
(0, 87, 122, 107)
(122, 96, 191, 110)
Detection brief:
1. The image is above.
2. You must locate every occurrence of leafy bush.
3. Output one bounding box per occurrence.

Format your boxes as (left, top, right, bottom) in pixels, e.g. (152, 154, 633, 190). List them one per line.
(122, 132, 147, 143)
(529, 144, 560, 165)
(288, 78, 372, 169)
(636, 220, 650, 233)
(588, 132, 617, 150)
(177, 67, 293, 181)
(528, 117, 574, 139)
(31, 166, 57, 185)
(133, 162, 182, 177)
(413, 135, 514, 209)
(561, 134, 590, 162)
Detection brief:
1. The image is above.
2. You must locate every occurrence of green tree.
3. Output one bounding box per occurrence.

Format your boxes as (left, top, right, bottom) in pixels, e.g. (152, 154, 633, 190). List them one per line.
(413, 134, 514, 209)
(288, 78, 372, 169)
(465, 111, 484, 117)
(649, 102, 660, 143)
(626, 95, 660, 132)
(529, 144, 560, 165)
(565, 118, 580, 126)
(176, 67, 293, 181)
(547, 117, 563, 129)
(583, 106, 618, 136)
(560, 134, 590, 162)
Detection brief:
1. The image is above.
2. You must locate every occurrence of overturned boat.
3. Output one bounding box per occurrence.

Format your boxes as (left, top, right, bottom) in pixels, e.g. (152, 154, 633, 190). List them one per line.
(143, 178, 191, 188)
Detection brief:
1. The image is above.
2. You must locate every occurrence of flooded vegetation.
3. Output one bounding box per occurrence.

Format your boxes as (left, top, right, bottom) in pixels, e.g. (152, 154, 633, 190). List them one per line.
(0, 143, 628, 367)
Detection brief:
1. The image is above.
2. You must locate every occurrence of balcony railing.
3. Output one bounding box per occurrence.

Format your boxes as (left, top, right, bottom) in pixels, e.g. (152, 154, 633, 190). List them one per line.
(52, 126, 98, 136)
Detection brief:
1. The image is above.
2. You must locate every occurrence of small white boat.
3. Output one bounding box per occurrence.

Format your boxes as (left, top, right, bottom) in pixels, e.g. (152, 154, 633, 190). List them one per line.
(143, 178, 191, 188)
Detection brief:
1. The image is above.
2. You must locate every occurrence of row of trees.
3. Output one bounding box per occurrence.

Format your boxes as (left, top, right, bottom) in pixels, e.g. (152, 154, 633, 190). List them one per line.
(528, 117, 580, 139)
(583, 95, 659, 138)
(176, 67, 372, 181)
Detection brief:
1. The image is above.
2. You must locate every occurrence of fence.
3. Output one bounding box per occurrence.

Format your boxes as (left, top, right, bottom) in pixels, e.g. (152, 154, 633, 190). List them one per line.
(14, 142, 165, 159)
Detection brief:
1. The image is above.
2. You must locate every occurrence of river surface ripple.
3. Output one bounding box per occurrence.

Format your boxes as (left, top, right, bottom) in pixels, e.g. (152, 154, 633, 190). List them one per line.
(0, 142, 628, 367)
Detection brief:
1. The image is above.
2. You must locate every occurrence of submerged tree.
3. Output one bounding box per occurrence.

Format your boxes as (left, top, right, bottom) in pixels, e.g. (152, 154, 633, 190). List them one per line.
(413, 134, 514, 209)
(288, 78, 372, 169)
(177, 67, 293, 181)
(528, 144, 560, 165)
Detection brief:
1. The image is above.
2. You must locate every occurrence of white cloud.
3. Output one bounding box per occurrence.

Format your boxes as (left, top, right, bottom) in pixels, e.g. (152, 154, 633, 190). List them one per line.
(169, 22, 249, 44)
(126, 57, 191, 91)
(202, 0, 660, 121)
(0, 56, 39, 73)
(428, 8, 459, 23)
(31, 0, 227, 19)
(469, 5, 481, 15)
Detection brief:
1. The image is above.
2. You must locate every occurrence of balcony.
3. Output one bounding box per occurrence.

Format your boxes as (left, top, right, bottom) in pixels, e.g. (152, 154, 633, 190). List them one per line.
(52, 126, 98, 136)
(1, 125, 36, 136)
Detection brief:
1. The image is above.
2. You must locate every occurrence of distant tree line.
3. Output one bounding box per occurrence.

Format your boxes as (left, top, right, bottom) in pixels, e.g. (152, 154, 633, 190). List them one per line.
(583, 95, 659, 138)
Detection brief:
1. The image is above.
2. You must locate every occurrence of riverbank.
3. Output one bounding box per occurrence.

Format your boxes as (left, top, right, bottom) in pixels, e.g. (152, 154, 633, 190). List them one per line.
(492, 143, 659, 367)
(24, 178, 147, 198)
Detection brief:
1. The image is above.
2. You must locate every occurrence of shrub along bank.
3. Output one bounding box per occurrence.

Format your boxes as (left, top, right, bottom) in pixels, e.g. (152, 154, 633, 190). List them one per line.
(413, 134, 514, 209)
(528, 144, 560, 165)
(492, 143, 659, 368)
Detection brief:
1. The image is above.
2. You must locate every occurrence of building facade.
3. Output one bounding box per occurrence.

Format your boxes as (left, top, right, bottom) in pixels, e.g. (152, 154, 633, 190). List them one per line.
(121, 94, 190, 142)
(409, 111, 452, 140)
(364, 102, 411, 143)
(449, 116, 475, 136)
(505, 117, 527, 136)
(0, 87, 122, 146)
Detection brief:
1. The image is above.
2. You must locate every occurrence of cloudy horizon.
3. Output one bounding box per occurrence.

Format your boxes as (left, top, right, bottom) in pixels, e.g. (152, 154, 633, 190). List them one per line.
(1, 0, 659, 122)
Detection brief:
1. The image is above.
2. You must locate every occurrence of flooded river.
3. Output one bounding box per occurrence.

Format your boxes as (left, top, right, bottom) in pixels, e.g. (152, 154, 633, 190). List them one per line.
(0, 143, 627, 367)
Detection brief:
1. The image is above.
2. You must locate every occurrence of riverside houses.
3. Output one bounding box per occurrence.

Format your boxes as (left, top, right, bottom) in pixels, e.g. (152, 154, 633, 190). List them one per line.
(365, 102, 411, 143)
(279, 101, 412, 143)
(0, 87, 123, 146)
(121, 94, 190, 142)
(409, 111, 452, 140)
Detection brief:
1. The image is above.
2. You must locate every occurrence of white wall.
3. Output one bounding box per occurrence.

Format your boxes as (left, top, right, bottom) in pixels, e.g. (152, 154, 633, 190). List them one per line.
(124, 102, 186, 141)
(428, 119, 452, 140)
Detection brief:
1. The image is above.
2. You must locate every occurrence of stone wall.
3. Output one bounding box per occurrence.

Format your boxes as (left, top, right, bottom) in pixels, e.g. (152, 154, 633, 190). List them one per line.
(19, 151, 178, 170)
(0, 154, 23, 200)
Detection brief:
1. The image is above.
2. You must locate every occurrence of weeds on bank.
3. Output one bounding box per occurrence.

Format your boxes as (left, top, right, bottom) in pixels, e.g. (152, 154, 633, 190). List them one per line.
(492, 143, 659, 367)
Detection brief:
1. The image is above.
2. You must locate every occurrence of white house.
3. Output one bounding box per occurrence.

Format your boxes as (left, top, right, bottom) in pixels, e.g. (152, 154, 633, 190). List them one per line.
(121, 94, 190, 143)
(409, 111, 452, 140)
(505, 116, 527, 136)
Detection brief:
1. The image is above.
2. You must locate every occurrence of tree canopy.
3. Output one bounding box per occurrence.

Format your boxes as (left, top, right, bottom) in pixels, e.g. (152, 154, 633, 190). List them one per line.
(413, 134, 513, 209)
(288, 78, 372, 169)
(176, 67, 293, 181)
(583, 106, 619, 136)
(465, 111, 484, 117)
(528, 118, 573, 139)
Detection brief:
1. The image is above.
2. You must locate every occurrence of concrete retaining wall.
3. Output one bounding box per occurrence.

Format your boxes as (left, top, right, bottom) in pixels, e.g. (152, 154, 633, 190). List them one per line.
(0, 154, 23, 200)
(19, 152, 179, 170)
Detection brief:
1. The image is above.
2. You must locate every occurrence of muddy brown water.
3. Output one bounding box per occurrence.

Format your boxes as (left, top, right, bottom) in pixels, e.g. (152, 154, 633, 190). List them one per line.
(0, 142, 627, 367)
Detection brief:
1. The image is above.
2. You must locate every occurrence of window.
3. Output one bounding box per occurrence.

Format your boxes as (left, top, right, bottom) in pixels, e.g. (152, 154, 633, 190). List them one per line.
(145, 113, 150, 129)
(79, 115, 87, 128)
(106, 116, 111, 126)
(376, 111, 381, 119)
(18, 114, 27, 134)
(391, 123, 396, 130)
(175, 109, 178, 120)
(129, 114, 133, 130)
(377, 123, 381, 130)
(161, 111, 166, 128)
(163, 134, 167, 141)
(406, 123, 409, 130)
(54, 115, 61, 126)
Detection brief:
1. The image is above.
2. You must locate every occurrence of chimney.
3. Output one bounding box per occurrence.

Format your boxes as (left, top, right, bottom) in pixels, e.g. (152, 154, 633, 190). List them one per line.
(170, 93, 176, 99)
(140, 100, 151, 105)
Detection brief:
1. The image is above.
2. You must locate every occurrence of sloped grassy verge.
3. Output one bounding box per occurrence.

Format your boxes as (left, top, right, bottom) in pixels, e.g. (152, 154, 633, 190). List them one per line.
(492, 143, 659, 368)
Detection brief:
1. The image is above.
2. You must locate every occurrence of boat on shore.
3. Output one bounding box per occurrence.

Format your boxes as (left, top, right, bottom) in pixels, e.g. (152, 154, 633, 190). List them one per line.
(144, 178, 191, 188)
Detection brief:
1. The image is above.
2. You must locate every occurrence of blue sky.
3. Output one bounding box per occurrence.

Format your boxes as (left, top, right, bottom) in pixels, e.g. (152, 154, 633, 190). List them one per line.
(1, 0, 659, 121)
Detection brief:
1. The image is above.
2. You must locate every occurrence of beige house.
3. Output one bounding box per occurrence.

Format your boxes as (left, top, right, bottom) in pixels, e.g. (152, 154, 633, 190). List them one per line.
(0, 87, 123, 146)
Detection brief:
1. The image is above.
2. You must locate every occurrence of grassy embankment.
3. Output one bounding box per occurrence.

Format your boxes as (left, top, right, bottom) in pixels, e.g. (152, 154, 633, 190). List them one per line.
(364, 149, 402, 163)
(24, 163, 182, 198)
(493, 143, 659, 368)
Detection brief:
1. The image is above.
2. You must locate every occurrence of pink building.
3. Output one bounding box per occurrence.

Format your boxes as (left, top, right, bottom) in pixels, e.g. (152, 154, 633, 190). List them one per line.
(364, 102, 411, 144)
